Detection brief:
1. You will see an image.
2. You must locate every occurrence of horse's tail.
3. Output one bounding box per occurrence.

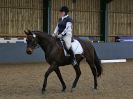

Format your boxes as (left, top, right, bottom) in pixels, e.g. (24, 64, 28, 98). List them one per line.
(94, 49, 103, 77)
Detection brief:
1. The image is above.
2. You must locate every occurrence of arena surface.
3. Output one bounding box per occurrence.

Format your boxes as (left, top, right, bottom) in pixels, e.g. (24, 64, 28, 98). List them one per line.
(0, 60, 133, 99)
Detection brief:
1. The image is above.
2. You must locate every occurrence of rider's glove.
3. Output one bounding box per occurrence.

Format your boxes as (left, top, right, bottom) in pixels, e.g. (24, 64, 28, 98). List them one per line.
(57, 34, 63, 38)
(52, 33, 56, 37)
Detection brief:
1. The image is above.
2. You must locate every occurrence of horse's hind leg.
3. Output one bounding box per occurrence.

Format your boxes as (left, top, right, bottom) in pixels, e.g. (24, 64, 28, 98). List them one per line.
(87, 61, 98, 89)
(71, 64, 81, 92)
(54, 67, 66, 92)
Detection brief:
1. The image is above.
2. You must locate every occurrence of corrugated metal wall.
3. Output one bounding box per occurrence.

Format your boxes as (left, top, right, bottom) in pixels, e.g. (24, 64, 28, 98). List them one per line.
(51, 0, 101, 40)
(0, 0, 43, 37)
(108, 0, 133, 41)
(0, 0, 132, 41)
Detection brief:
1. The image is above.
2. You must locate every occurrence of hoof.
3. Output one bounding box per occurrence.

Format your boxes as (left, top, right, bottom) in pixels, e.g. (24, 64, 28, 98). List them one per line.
(71, 88, 75, 92)
(94, 87, 97, 90)
(62, 89, 66, 92)
(62, 86, 66, 92)
(42, 88, 46, 94)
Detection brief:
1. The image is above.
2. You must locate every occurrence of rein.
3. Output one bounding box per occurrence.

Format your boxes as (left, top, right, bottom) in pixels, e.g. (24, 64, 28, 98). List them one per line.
(35, 44, 40, 49)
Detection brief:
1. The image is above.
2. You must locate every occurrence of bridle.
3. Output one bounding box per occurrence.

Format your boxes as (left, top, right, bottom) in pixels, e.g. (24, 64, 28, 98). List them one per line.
(35, 44, 40, 49)
(27, 33, 40, 49)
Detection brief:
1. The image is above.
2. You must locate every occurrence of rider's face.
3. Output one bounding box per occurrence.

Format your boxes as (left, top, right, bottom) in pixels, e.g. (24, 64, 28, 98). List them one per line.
(60, 11, 65, 17)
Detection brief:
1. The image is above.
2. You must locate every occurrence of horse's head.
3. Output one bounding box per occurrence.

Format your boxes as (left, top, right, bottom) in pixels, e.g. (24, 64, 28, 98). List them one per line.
(24, 30, 38, 55)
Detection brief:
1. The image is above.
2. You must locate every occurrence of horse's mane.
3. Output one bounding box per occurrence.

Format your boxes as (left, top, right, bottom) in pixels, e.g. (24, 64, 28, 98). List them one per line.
(31, 31, 61, 50)
(31, 31, 54, 40)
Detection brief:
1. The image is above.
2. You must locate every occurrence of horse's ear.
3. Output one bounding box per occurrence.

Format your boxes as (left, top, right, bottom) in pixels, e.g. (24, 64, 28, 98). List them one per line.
(24, 30, 29, 35)
(27, 29, 31, 33)
(27, 29, 33, 35)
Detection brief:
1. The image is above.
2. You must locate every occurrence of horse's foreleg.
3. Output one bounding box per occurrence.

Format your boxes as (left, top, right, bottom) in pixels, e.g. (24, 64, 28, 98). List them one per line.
(71, 65, 81, 92)
(54, 67, 66, 92)
(42, 65, 55, 93)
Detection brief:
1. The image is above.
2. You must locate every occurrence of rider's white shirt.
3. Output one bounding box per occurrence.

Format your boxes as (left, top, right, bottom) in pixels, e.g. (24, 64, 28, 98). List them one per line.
(61, 15, 68, 20)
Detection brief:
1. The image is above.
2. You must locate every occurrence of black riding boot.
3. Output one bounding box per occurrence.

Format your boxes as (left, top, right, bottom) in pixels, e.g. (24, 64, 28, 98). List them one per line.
(68, 47, 78, 66)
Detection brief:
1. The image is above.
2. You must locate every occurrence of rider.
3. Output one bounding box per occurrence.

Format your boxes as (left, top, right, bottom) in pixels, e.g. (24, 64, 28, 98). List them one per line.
(52, 6, 77, 66)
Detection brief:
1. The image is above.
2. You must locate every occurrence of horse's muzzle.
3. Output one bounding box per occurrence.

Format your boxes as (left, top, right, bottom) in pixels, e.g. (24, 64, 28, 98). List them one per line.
(26, 48, 33, 55)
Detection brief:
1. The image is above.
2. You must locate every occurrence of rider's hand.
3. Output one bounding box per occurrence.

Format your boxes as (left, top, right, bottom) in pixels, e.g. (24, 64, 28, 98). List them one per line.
(57, 34, 62, 38)
(52, 33, 56, 37)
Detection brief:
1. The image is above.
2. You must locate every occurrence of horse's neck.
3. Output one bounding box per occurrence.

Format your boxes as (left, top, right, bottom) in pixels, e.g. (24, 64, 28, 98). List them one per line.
(38, 35, 56, 54)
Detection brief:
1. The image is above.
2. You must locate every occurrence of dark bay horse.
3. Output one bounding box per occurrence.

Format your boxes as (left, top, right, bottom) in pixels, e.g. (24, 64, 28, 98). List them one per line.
(25, 30, 102, 93)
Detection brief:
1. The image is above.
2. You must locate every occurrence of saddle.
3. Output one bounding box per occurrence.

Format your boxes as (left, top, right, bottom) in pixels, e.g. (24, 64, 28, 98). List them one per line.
(56, 38, 69, 53)
(56, 37, 83, 56)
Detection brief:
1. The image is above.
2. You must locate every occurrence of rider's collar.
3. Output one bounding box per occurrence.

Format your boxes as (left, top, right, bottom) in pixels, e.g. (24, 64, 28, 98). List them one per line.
(62, 15, 68, 20)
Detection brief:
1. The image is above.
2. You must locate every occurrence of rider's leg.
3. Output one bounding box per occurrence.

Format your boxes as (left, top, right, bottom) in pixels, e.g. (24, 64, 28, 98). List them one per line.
(63, 33, 77, 66)
(63, 33, 72, 49)
(68, 47, 77, 66)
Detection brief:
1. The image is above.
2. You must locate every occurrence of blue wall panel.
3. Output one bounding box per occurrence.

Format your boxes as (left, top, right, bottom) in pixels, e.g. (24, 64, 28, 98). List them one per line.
(0, 42, 133, 63)
(93, 42, 133, 59)
(0, 43, 45, 63)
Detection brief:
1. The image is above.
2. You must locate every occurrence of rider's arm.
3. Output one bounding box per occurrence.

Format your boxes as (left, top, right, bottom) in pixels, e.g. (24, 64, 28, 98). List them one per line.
(61, 22, 72, 36)
(53, 24, 58, 35)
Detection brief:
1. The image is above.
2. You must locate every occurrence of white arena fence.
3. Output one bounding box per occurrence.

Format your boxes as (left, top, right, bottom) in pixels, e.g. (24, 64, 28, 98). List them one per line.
(0, 38, 26, 43)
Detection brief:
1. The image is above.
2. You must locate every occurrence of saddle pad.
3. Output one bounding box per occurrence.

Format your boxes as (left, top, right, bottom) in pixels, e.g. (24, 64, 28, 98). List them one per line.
(64, 39, 83, 56)
(71, 39, 83, 55)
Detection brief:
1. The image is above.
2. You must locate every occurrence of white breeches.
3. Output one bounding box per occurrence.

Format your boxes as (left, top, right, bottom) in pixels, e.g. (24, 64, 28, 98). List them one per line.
(62, 33, 72, 50)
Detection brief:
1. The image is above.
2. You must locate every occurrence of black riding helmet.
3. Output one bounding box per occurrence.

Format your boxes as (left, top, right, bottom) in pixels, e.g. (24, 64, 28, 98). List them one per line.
(59, 6, 69, 14)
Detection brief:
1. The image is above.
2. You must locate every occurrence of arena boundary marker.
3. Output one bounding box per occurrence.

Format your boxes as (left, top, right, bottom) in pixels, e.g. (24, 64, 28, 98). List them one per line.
(101, 59, 127, 63)
(0, 38, 26, 43)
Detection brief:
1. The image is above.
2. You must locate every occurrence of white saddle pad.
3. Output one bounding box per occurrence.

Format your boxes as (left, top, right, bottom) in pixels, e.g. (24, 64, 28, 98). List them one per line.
(64, 39, 83, 56)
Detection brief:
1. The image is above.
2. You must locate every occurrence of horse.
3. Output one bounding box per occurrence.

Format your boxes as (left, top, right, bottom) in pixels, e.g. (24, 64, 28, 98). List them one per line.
(24, 30, 102, 93)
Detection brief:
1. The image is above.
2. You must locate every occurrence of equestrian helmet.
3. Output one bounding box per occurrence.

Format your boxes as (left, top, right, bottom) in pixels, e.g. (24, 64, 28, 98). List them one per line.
(59, 6, 69, 13)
